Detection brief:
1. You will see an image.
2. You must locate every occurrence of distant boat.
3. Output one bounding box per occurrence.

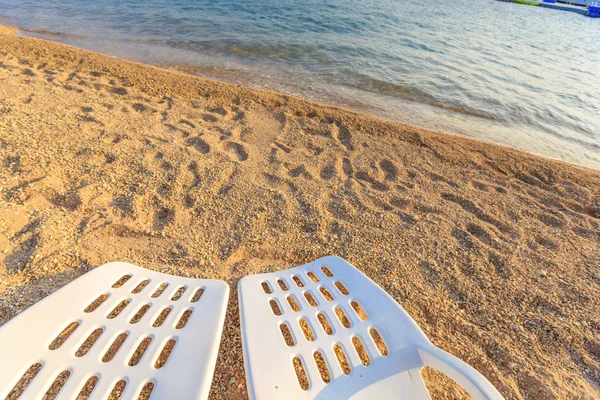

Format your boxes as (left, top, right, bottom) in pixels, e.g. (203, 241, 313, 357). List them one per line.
(504, 0, 600, 17)
(557, 0, 597, 6)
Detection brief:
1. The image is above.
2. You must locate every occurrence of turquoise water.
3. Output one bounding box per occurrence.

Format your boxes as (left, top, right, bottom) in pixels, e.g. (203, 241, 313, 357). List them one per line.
(1, 0, 599, 169)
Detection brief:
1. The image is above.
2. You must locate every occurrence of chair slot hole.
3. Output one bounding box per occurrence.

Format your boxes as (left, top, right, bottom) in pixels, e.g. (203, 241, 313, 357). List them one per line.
(176, 309, 193, 329)
(280, 322, 295, 347)
(84, 293, 109, 313)
(49, 321, 80, 350)
(303, 291, 318, 307)
(77, 376, 98, 398)
(334, 281, 350, 295)
(299, 318, 315, 341)
(112, 275, 132, 288)
(261, 282, 272, 294)
(292, 275, 305, 287)
(131, 279, 150, 294)
(317, 313, 333, 335)
(277, 279, 289, 291)
(171, 286, 187, 301)
(107, 299, 130, 319)
(129, 337, 153, 366)
(351, 300, 368, 321)
(42, 370, 70, 400)
(130, 304, 151, 324)
(333, 344, 351, 375)
(287, 295, 301, 312)
(137, 382, 155, 400)
(155, 339, 177, 368)
(191, 287, 204, 302)
(108, 379, 126, 400)
(153, 307, 172, 327)
(151, 282, 169, 298)
(334, 306, 352, 328)
(75, 328, 104, 357)
(321, 266, 334, 277)
(102, 333, 128, 362)
(314, 351, 331, 383)
(6, 363, 42, 399)
(292, 357, 309, 390)
(319, 286, 334, 302)
(352, 336, 371, 366)
(306, 271, 319, 283)
(269, 299, 283, 316)
(369, 328, 389, 356)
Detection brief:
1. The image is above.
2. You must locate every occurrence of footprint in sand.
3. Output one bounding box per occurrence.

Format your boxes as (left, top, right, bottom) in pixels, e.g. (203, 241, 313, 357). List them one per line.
(132, 103, 147, 112)
(341, 157, 353, 178)
(232, 108, 245, 121)
(536, 212, 566, 228)
(428, 171, 458, 188)
(333, 124, 353, 151)
(185, 161, 201, 189)
(203, 113, 219, 122)
(185, 136, 211, 154)
(63, 84, 84, 93)
(4, 156, 21, 173)
(441, 192, 518, 238)
(22, 68, 36, 77)
(534, 235, 558, 251)
(355, 170, 389, 191)
(224, 141, 248, 162)
(320, 164, 336, 180)
(109, 87, 128, 96)
(273, 142, 292, 153)
(179, 119, 196, 128)
(378, 159, 398, 181)
(154, 207, 175, 231)
(287, 165, 311, 179)
(488, 252, 512, 279)
(469, 180, 489, 191)
(353, 162, 392, 191)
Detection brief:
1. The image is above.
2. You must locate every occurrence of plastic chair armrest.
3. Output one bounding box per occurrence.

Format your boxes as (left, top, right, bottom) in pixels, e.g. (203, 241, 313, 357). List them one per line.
(417, 345, 504, 400)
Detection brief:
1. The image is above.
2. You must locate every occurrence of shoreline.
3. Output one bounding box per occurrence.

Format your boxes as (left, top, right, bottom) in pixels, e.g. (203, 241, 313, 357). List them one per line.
(7, 24, 600, 171)
(1, 25, 600, 399)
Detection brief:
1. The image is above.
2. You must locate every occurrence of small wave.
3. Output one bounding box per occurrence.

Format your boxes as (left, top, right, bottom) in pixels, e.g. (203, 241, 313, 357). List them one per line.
(341, 72, 498, 121)
(139, 38, 330, 64)
(22, 28, 87, 39)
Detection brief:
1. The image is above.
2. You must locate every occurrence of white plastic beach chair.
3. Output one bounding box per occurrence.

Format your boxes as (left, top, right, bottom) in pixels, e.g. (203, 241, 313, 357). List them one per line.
(238, 256, 504, 399)
(0, 262, 229, 399)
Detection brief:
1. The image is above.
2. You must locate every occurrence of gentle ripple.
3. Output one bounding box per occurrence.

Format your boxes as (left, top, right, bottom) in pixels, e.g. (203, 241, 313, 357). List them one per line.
(1, 0, 599, 168)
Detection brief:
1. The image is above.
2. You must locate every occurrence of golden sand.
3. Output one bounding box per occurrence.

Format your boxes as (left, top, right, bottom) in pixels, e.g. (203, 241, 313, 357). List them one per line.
(0, 25, 599, 399)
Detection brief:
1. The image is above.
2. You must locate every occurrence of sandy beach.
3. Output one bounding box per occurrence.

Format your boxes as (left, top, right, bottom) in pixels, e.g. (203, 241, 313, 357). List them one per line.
(0, 24, 599, 399)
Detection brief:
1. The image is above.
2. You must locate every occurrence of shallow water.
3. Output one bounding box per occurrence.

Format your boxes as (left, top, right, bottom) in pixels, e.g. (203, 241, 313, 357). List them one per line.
(1, 0, 599, 169)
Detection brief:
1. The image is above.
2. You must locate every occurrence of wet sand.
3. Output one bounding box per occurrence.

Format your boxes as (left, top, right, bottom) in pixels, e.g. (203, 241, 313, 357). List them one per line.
(0, 25, 599, 399)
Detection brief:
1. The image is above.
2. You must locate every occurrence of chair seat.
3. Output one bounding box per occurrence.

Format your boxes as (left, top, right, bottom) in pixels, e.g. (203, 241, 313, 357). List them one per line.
(238, 256, 503, 400)
(0, 262, 229, 400)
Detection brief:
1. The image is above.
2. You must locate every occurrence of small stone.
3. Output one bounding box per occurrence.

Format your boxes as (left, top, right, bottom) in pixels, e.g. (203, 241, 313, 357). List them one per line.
(536, 270, 547, 277)
(507, 362, 517, 370)
(229, 377, 236, 385)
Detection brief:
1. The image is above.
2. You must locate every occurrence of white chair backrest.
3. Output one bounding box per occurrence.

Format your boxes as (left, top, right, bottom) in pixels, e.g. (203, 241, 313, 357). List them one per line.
(238, 256, 503, 400)
(0, 262, 229, 400)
